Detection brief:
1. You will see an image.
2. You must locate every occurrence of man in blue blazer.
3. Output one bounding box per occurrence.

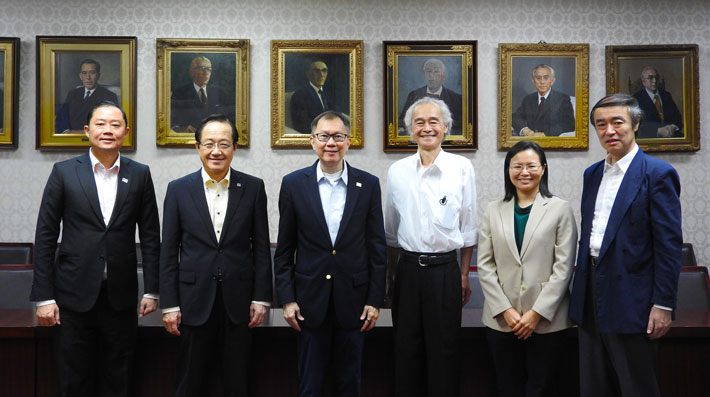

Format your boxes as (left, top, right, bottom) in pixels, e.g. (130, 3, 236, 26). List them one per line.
(569, 93, 682, 397)
(290, 60, 333, 134)
(160, 115, 272, 396)
(274, 111, 387, 396)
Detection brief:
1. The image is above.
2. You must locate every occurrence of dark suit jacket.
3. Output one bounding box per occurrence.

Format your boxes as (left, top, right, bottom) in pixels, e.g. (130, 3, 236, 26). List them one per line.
(633, 89, 684, 138)
(569, 149, 682, 334)
(512, 90, 575, 136)
(170, 83, 235, 131)
(159, 169, 272, 327)
(55, 85, 119, 133)
(290, 85, 333, 134)
(399, 85, 463, 133)
(30, 153, 160, 312)
(274, 161, 387, 329)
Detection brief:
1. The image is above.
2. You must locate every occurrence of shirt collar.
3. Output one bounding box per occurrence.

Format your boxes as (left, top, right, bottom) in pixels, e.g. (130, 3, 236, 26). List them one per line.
(89, 148, 120, 172)
(316, 160, 348, 185)
(193, 82, 207, 92)
(414, 148, 445, 172)
(309, 82, 324, 93)
(85, 87, 96, 95)
(426, 86, 444, 96)
(538, 89, 551, 100)
(645, 87, 658, 99)
(605, 143, 638, 173)
(201, 167, 230, 187)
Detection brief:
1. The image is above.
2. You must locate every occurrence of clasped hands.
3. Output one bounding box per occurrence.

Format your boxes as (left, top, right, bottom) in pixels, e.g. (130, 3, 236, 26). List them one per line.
(283, 302, 379, 332)
(501, 308, 541, 340)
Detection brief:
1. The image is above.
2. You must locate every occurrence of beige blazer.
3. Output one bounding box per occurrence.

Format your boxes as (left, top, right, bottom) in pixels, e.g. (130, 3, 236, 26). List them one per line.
(477, 194, 578, 333)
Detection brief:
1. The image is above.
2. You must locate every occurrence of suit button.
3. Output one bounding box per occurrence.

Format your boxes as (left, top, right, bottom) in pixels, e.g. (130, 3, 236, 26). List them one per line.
(332, 250, 336, 255)
(521, 286, 526, 291)
(326, 274, 332, 280)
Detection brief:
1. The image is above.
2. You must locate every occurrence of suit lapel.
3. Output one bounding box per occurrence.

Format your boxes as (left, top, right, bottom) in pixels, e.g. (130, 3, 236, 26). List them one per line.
(305, 162, 332, 244)
(187, 171, 219, 246)
(520, 194, 550, 259)
(219, 169, 245, 245)
(106, 158, 131, 229)
(334, 163, 360, 245)
(499, 200, 522, 264)
(75, 153, 104, 227)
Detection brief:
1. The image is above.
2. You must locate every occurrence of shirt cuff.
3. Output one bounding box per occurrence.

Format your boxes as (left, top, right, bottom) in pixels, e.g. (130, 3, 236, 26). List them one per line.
(252, 300, 271, 307)
(35, 299, 56, 307)
(162, 306, 180, 314)
(143, 293, 159, 300)
(653, 304, 673, 311)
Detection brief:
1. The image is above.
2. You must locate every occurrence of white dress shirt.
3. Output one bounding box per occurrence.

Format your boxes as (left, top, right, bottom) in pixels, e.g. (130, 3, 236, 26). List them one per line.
(316, 161, 348, 246)
(193, 82, 207, 99)
(309, 81, 327, 109)
(384, 150, 478, 253)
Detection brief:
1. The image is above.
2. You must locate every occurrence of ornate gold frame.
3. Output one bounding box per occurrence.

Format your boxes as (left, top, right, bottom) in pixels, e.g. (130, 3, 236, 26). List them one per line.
(498, 43, 589, 151)
(383, 41, 477, 152)
(270, 40, 363, 148)
(0, 37, 19, 149)
(606, 44, 699, 152)
(36, 36, 137, 150)
(156, 38, 250, 147)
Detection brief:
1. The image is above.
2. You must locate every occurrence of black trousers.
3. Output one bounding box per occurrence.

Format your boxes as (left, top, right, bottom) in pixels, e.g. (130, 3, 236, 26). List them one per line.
(578, 259, 660, 397)
(54, 282, 137, 397)
(485, 328, 564, 397)
(392, 256, 461, 397)
(175, 283, 252, 397)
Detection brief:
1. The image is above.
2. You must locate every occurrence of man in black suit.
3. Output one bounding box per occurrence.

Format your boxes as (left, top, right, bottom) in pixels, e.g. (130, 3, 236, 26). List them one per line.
(512, 64, 576, 137)
(399, 58, 463, 135)
(32, 101, 160, 396)
(633, 66, 684, 139)
(160, 114, 272, 396)
(274, 111, 387, 396)
(290, 60, 333, 134)
(170, 56, 235, 133)
(55, 59, 119, 133)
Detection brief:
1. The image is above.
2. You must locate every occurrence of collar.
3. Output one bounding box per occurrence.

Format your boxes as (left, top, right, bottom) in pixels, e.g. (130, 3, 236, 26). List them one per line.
(89, 148, 120, 171)
(193, 82, 207, 92)
(316, 160, 348, 185)
(309, 81, 324, 92)
(605, 143, 638, 173)
(85, 87, 97, 95)
(426, 86, 444, 96)
(415, 148, 444, 172)
(538, 89, 551, 100)
(645, 87, 659, 99)
(201, 167, 230, 187)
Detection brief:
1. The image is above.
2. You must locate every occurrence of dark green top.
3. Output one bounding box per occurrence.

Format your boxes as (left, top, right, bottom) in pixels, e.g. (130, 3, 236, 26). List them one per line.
(514, 202, 533, 253)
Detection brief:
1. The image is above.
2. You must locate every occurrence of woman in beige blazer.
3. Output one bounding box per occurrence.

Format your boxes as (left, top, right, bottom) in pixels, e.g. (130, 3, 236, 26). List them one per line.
(477, 141, 578, 397)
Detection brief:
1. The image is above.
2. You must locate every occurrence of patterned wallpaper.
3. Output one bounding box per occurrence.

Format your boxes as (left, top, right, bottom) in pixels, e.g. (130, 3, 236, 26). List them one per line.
(0, 0, 707, 265)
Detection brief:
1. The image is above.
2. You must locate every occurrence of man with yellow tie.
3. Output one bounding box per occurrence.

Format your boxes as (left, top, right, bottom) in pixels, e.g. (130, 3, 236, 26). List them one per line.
(632, 66, 684, 139)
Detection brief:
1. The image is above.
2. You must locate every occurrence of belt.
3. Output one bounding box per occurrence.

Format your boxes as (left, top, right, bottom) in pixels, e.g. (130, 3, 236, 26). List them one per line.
(590, 255, 598, 267)
(400, 249, 457, 267)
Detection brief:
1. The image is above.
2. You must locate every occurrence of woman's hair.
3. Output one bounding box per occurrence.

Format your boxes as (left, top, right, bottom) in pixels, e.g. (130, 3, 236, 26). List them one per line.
(503, 140, 552, 201)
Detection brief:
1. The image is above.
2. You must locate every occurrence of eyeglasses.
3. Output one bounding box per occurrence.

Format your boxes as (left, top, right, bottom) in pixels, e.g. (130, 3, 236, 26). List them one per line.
(191, 66, 212, 72)
(510, 164, 542, 172)
(312, 132, 349, 142)
(199, 142, 233, 151)
(643, 75, 659, 81)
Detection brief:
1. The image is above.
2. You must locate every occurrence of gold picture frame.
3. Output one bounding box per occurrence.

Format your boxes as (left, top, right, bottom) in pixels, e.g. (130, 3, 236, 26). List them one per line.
(270, 40, 363, 148)
(156, 38, 250, 147)
(36, 36, 137, 150)
(498, 43, 589, 150)
(383, 41, 478, 152)
(606, 44, 699, 152)
(0, 37, 20, 149)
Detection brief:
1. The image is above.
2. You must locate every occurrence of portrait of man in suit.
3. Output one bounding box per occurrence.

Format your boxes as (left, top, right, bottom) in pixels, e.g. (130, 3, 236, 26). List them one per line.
(632, 66, 684, 139)
(274, 111, 386, 396)
(511, 64, 575, 137)
(290, 60, 334, 134)
(160, 114, 272, 396)
(54, 59, 119, 133)
(32, 101, 161, 396)
(398, 58, 463, 135)
(569, 93, 682, 397)
(170, 55, 235, 133)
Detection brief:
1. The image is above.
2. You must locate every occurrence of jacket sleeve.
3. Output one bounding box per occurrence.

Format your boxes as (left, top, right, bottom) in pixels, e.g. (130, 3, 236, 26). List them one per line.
(137, 166, 161, 295)
(477, 204, 513, 318)
(365, 177, 387, 308)
(273, 176, 298, 305)
(250, 179, 273, 303)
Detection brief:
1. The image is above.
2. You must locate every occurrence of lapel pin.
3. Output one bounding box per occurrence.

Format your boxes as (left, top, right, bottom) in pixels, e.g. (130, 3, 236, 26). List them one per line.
(236, 182, 242, 187)
(121, 178, 128, 183)
(356, 182, 362, 187)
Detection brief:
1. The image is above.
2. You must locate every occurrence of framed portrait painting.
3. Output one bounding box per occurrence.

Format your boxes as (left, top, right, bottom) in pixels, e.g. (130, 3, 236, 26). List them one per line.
(156, 38, 250, 147)
(383, 41, 477, 152)
(606, 44, 699, 152)
(0, 37, 20, 149)
(498, 43, 589, 150)
(36, 36, 136, 150)
(271, 40, 363, 148)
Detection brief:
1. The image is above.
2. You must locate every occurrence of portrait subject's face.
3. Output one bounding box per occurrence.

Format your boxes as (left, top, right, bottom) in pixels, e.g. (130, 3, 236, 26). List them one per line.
(79, 63, 100, 90)
(532, 67, 555, 96)
(411, 102, 447, 150)
(310, 117, 350, 170)
(190, 58, 212, 87)
(593, 105, 638, 164)
(307, 61, 328, 88)
(84, 105, 128, 154)
(424, 63, 446, 92)
(196, 121, 235, 181)
(641, 68, 659, 93)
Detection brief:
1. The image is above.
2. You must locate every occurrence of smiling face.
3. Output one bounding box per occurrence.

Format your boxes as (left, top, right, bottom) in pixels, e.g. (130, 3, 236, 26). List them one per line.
(310, 116, 350, 172)
(306, 61, 328, 88)
(79, 62, 100, 90)
(508, 149, 545, 197)
(593, 105, 638, 164)
(196, 120, 235, 181)
(411, 102, 447, 151)
(190, 57, 212, 87)
(84, 105, 128, 155)
(532, 66, 555, 96)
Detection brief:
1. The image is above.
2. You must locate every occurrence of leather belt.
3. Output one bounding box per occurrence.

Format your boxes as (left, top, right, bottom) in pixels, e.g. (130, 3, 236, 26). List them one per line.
(590, 256, 599, 267)
(400, 249, 457, 267)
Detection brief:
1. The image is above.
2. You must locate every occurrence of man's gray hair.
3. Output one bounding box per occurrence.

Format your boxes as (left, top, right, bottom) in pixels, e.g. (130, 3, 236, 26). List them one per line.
(423, 58, 446, 74)
(403, 97, 453, 133)
(532, 64, 555, 78)
(640, 66, 659, 78)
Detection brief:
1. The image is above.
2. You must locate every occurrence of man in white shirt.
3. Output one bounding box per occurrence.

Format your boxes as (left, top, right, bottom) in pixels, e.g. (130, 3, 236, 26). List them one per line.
(160, 114, 272, 396)
(385, 97, 477, 397)
(32, 101, 160, 396)
(569, 93, 682, 397)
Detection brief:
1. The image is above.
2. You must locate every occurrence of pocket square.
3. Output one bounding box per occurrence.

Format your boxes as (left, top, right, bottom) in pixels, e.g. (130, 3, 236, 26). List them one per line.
(356, 182, 362, 187)
(236, 182, 242, 187)
(121, 178, 128, 183)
